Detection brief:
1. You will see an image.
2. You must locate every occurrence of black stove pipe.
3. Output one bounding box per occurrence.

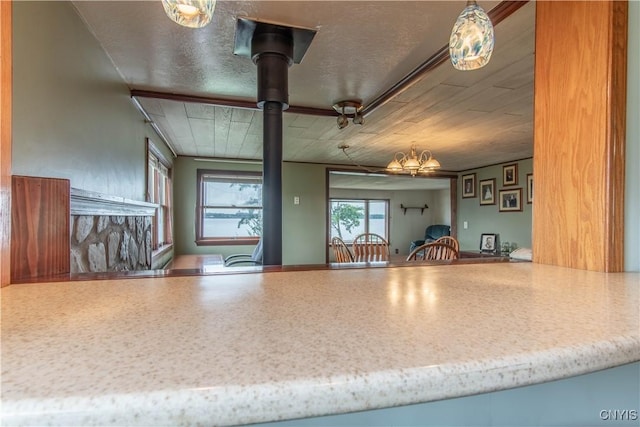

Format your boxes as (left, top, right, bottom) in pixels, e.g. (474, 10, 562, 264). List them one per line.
(251, 26, 293, 266)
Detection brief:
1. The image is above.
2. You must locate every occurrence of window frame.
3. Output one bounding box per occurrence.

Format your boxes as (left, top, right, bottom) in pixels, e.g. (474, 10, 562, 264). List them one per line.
(329, 198, 390, 244)
(146, 138, 173, 253)
(196, 169, 262, 246)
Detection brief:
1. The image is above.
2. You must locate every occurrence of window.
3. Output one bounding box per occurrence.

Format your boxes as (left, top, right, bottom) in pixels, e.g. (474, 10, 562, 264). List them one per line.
(329, 199, 389, 243)
(196, 170, 262, 245)
(147, 139, 173, 251)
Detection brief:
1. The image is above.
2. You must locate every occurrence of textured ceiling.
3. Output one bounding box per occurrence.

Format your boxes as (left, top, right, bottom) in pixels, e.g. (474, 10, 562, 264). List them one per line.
(72, 1, 535, 174)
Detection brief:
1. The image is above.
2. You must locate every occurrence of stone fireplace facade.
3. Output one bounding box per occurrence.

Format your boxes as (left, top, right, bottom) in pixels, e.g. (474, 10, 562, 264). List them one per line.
(70, 215, 152, 273)
(70, 189, 157, 273)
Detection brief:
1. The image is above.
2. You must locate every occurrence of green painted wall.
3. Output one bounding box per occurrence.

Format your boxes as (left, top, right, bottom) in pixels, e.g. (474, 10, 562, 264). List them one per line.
(12, 1, 170, 200)
(174, 159, 450, 263)
(173, 159, 327, 264)
(457, 159, 533, 251)
(282, 163, 327, 265)
(625, 1, 639, 271)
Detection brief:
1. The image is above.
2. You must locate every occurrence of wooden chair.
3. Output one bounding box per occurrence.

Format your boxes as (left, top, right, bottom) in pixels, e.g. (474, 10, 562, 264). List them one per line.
(331, 237, 354, 263)
(406, 241, 459, 261)
(352, 233, 390, 262)
(434, 236, 459, 252)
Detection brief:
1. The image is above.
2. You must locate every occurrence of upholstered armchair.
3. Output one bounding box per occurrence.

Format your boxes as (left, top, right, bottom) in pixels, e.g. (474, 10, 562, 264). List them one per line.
(409, 224, 451, 253)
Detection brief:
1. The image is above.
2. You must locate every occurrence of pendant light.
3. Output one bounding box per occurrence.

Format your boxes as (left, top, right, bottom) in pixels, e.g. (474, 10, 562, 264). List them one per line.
(162, 0, 216, 29)
(449, 0, 494, 71)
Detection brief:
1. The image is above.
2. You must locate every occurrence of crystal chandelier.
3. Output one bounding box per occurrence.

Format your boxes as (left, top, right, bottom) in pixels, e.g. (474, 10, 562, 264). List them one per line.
(449, 0, 495, 71)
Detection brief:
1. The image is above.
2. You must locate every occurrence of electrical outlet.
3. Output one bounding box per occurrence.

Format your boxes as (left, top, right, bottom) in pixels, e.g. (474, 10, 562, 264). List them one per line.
(395, 248, 399, 254)
(463, 221, 468, 229)
(293, 196, 300, 205)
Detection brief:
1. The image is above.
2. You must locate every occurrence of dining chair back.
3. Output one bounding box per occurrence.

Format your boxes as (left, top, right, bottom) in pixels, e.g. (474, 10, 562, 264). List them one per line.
(331, 237, 354, 263)
(434, 236, 459, 252)
(406, 241, 459, 261)
(352, 233, 390, 262)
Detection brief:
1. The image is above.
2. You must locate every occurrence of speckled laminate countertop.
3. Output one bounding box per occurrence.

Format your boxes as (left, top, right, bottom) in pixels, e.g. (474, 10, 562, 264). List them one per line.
(1, 263, 639, 426)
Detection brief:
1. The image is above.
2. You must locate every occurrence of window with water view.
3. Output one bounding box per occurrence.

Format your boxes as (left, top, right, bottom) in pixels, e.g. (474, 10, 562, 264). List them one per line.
(330, 199, 389, 243)
(196, 170, 262, 245)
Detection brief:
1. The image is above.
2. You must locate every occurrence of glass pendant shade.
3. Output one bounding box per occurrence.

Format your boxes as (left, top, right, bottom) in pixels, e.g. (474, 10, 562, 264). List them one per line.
(386, 159, 403, 172)
(449, 0, 494, 71)
(337, 114, 349, 130)
(162, 0, 216, 28)
(403, 157, 421, 171)
(422, 157, 441, 171)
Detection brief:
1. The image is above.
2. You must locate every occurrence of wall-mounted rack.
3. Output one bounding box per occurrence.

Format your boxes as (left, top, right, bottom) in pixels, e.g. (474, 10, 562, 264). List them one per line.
(400, 204, 429, 215)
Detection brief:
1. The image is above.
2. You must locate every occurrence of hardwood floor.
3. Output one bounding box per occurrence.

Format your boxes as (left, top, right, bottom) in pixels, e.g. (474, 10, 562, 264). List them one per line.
(165, 254, 224, 270)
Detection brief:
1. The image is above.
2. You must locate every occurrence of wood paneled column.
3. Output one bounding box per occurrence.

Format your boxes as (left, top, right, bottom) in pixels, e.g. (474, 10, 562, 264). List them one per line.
(1, 1, 12, 286)
(11, 176, 70, 282)
(533, 1, 627, 272)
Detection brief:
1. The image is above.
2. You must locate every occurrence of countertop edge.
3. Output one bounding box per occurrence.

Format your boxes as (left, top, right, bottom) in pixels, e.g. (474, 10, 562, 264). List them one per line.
(3, 335, 639, 426)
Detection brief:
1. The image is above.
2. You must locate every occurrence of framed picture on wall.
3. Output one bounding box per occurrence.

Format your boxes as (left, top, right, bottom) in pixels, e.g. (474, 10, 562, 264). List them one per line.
(527, 174, 533, 203)
(479, 178, 496, 205)
(499, 188, 522, 212)
(480, 233, 498, 253)
(462, 173, 476, 198)
(503, 163, 518, 186)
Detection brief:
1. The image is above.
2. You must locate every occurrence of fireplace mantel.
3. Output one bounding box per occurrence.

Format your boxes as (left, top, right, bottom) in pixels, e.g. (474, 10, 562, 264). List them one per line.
(70, 188, 157, 217)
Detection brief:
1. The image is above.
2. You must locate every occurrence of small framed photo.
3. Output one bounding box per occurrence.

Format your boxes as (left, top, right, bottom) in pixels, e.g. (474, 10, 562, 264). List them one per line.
(480, 233, 498, 253)
(462, 173, 476, 198)
(499, 188, 523, 212)
(503, 163, 518, 186)
(527, 174, 533, 204)
(479, 178, 496, 205)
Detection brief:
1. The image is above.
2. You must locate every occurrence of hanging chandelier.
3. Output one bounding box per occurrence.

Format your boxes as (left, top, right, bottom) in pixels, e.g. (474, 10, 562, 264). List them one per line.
(386, 145, 441, 176)
(449, 0, 495, 71)
(162, 0, 216, 28)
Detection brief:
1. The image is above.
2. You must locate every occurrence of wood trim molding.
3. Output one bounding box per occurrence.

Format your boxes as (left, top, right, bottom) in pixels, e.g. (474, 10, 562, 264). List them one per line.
(450, 177, 458, 239)
(604, 0, 628, 272)
(1, 1, 12, 287)
(532, 1, 627, 272)
(131, 90, 336, 117)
